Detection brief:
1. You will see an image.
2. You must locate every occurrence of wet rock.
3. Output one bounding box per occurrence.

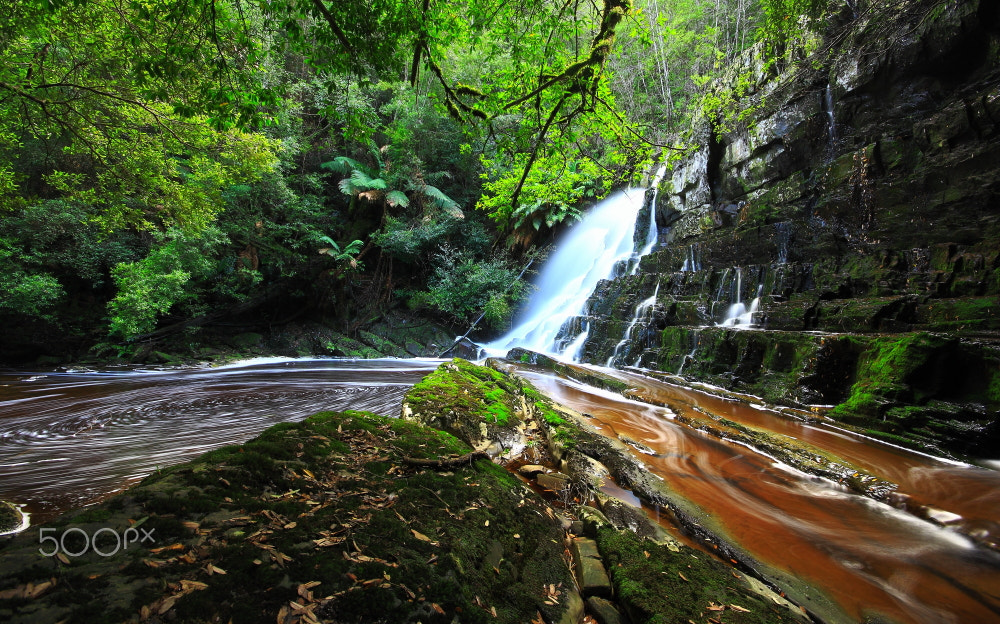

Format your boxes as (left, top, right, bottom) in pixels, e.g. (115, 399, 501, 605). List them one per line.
(586, 596, 627, 624)
(0, 500, 24, 535)
(571, 537, 613, 598)
(402, 359, 527, 455)
(536, 471, 572, 492)
(518, 464, 546, 477)
(577, 505, 612, 538)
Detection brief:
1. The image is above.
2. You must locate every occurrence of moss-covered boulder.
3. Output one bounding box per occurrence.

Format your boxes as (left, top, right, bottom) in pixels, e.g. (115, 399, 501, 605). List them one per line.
(402, 359, 529, 455)
(597, 527, 808, 624)
(0, 411, 574, 624)
(0, 501, 25, 536)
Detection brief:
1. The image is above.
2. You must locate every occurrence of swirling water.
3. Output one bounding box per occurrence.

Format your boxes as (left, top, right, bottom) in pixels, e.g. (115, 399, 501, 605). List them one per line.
(2, 356, 999, 622)
(0, 358, 442, 523)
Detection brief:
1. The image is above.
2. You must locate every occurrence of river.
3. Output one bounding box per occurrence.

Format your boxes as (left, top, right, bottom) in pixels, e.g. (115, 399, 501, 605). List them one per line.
(1, 356, 999, 623)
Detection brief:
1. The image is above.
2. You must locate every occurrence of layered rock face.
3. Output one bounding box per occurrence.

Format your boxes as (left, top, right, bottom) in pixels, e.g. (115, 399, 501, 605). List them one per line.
(577, 0, 1000, 457)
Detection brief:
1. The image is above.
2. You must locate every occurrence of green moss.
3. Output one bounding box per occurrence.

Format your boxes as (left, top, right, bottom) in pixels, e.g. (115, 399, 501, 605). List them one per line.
(406, 359, 522, 428)
(1, 411, 574, 624)
(596, 527, 806, 624)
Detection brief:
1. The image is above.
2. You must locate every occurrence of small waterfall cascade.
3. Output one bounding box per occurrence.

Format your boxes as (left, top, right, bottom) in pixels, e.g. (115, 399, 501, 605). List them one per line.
(775, 222, 791, 264)
(680, 244, 702, 271)
(631, 164, 667, 274)
(605, 282, 660, 367)
(717, 267, 762, 328)
(676, 329, 701, 375)
(824, 83, 837, 147)
(482, 189, 646, 358)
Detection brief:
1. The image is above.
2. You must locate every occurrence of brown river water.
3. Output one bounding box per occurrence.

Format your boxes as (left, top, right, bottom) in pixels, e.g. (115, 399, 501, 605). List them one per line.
(1, 357, 999, 623)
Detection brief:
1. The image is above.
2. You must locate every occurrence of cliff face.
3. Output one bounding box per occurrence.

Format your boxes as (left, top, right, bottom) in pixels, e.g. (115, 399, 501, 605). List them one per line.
(577, 0, 1000, 458)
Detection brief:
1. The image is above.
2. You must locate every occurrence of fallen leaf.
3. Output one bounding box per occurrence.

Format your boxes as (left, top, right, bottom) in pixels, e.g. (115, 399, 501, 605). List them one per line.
(56, 552, 70, 565)
(730, 604, 751, 613)
(707, 602, 725, 611)
(180, 580, 208, 592)
(678, 572, 689, 582)
(432, 603, 445, 615)
(158, 596, 176, 615)
(411, 529, 433, 542)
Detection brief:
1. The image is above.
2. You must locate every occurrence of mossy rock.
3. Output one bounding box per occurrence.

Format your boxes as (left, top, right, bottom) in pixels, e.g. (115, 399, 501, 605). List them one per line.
(0, 412, 574, 624)
(402, 359, 526, 452)
(597, 527, 810, 624)
(0, 501, 24, 535)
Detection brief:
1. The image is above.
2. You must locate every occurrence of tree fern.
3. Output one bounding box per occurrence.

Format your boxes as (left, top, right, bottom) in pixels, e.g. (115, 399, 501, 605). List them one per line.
(385, 190, 410, 208)
(321, 156, 369, 176)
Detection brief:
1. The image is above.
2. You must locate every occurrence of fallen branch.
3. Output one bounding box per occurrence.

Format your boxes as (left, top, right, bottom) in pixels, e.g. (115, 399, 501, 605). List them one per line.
(402, 450, 491, 469)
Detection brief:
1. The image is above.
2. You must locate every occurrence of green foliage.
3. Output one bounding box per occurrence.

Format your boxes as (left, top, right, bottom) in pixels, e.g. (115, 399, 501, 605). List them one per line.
(0, 269, 64, 318)
(108, 227, 228, 338)
(425, 245, 530, 329)
(757, 0, 828, 61)
(0, 0, 281, 231)
(478, 154, 606, 230)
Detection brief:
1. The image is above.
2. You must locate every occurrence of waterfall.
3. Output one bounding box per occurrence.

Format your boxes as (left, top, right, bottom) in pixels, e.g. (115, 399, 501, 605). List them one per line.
(632, 165, 667, 271)
(824, 83, 837, 147)
(482, 189, 646, 358)
(717, 267, 762, 327)
(680, 244, 701, 272)
(605, 282, 660, 367)
(676, 329, 700, 375)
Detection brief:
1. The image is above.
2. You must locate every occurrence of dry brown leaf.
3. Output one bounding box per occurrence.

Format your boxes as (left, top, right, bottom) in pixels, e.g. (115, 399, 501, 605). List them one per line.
(730, 604, 751, 612)
(158, 596, 177, 615)
(490, 605, 498, 618)
(28, 580, 54, 598)
(707, 602, 725, 611)
(55, 552, 70, 565)
(180, 580, 209, 593)
(276, 605, 289, 624)
(411, 529, 433, 542)
(149, 543, 185, 554)
(678, 572, 689, 582)
(283, 522, 297, 530)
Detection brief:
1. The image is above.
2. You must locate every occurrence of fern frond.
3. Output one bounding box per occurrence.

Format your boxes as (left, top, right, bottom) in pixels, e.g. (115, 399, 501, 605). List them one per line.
(350, 170, 388, 191)
(338, 178, 359, 196)
(386, 190, 410, 208)
(321, 156, 368, 175)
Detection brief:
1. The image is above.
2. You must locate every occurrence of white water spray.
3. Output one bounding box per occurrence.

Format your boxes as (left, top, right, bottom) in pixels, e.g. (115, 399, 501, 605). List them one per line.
(718, 267, 762, 327)
(482, 189, 646, 358)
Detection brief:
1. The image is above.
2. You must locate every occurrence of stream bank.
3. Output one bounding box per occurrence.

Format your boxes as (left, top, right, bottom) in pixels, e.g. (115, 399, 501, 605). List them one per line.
(0, 359, 809, 624)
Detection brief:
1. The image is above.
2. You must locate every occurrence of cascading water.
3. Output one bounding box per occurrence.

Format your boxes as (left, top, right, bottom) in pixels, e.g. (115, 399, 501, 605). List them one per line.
(680, 244, 701, 272)
(717, 267, 762, 327)
(824, 83, 837, 147)
(631, 165, 667, 274)
(482, 189, 646, 358)
(606, 282, 660, 367)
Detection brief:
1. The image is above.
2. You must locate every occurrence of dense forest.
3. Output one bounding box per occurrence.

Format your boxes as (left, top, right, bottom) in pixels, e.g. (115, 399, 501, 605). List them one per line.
(0, 0, 826, 364)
